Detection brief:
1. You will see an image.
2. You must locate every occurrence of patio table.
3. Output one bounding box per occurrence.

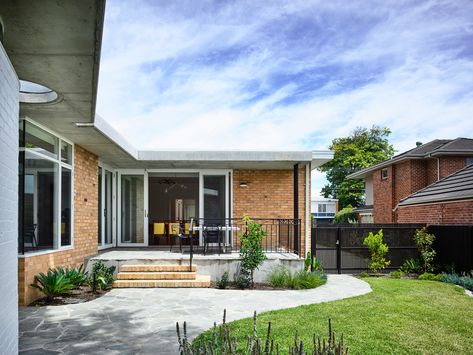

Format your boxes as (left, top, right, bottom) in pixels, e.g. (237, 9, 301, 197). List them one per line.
(189, 225, 240, 253)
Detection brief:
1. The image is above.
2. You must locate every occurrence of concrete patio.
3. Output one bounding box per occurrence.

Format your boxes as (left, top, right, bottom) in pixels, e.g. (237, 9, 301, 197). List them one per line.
(19, 275, 371, 354)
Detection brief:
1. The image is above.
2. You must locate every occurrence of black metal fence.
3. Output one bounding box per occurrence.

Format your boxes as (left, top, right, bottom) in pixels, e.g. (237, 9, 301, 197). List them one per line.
(311, 224, 473, 274)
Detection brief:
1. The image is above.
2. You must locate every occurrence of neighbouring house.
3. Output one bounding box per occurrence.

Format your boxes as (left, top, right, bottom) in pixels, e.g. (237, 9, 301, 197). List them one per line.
(347, 139, 473, 223)
(311, 199, 338, 225)
(397, 164, 473, 224)
(0, 0, 334, 312)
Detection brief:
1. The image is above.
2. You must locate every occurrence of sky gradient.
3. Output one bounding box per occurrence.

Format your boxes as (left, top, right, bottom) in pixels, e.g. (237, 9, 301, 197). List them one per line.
(96, 0, 473, 198)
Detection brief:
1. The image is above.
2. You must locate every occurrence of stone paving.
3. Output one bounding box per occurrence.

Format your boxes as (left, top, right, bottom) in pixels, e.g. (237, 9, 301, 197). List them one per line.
(19, 275, 371, 355)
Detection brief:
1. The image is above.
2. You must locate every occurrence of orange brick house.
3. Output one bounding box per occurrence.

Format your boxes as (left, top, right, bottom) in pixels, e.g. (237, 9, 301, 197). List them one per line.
(397, 164, 473, 224)
(0, 2, 333, 305)
(347, 139, 473, 223)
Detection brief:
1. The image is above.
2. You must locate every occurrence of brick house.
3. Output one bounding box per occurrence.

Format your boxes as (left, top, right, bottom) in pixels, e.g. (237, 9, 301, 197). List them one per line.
(397, 164, 473, 224)
(0, 2, 333, 307)
(347, 139, 473, 223)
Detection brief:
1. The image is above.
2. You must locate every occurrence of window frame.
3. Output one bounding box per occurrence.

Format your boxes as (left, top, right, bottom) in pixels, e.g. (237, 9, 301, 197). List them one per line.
(19, 117, 74, 255)
(381, 168, 389, 180)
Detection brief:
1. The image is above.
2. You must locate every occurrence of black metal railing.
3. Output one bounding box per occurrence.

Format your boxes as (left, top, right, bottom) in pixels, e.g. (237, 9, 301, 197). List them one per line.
(174, 218, 302, 266)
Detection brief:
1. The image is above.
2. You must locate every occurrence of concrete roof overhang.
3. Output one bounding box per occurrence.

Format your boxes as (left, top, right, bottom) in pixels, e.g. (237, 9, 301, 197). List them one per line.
(1, 1, 333, 170)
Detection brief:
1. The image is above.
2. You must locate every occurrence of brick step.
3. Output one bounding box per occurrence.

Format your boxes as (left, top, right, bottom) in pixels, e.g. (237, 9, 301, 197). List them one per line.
(117, 271, 197, 280)
(112, 275, 211, 288)
(120, 265, 197, 273)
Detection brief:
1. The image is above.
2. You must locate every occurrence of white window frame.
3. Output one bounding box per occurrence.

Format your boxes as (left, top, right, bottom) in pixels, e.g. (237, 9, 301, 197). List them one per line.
(20, 117, 74, 255)
(117, 169, 149, 247)
(123, 168, 232, 247)
(98, 162, 116, 250)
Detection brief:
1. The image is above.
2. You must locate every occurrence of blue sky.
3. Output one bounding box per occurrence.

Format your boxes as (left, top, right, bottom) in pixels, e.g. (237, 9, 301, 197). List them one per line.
(96, 0, 473, 198)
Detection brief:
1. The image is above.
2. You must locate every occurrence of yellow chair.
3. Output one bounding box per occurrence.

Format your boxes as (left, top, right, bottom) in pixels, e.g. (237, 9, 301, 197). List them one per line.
(153, 223, 165, 236)
(168, 222, 181, 235)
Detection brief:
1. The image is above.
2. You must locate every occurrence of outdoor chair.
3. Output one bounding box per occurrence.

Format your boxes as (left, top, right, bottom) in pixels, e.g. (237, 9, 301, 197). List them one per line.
(203, 223, 222, 255)
(172, 219, 198, 253)
(153, 222, 168, 246)
(24, 224, 38, 250)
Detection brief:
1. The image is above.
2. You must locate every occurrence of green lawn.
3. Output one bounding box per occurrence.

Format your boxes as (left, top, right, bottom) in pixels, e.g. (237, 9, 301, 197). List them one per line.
(194, 278, 473, 354)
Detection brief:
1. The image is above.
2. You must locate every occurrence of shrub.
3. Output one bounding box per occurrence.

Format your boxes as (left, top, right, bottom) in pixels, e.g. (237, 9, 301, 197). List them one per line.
(389, 270, 404, 279)
(418, 272, 443, 281)
(305, 252, 323, 272)
(235, 268, 251, 289)
(267, 266, 326, 290)
(359, 271, 369, 278)
(89, 260, 115, 293)
(333, 206, 356, 224)
(216, 272, 230, 289)
(267, 265, 292, 288)
(442, 272, 473, 292)
(363, 229, 390, 274)
(290, 270, 327, 290)
(56, 265, 88, 287)
(414, 227, 436, 273)
(186, 310, 349, 354)
(240, 216, 267, 287)
(400, 258, 422, 274)
(30, 270, 74, 301)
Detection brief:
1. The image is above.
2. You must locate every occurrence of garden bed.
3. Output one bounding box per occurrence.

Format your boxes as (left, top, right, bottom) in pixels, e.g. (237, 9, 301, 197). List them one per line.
(29, 286, 110, 306)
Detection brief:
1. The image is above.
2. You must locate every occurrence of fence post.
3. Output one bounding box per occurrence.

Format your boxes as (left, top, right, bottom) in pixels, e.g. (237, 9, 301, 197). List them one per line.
(336, 227, 342, 274)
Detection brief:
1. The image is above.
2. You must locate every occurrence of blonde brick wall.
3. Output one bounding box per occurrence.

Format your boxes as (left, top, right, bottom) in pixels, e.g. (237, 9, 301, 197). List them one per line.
(233, 167, 308, 255)
(18, 145, 99, 305)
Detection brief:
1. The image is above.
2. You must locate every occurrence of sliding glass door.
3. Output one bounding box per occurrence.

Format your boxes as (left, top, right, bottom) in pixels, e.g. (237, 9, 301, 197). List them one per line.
(118, 170, 148, 246)
(200, 171, 230, 246)
(98, 165, 114, 248)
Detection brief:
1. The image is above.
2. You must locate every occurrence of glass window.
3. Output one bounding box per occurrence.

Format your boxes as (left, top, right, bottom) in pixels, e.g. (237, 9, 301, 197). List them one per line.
(18, 120, 74, 254)
(121, 175, 144, 244)
(204, 175, 226, 223)
(61, 141, 73, 165)
(98, 168, 102, 244)
(61, 168, 72, 246)
(22, 151, 58, 251)
(24, 121, 59, 159)
(381, 168, 389, 180)
(104, 170, 113, 245)
(318, 204, 327, 213)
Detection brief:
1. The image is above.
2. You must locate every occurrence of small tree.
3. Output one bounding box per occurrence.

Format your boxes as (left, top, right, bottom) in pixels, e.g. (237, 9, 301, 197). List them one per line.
(240, 216, 267, 287)
(414, 227, 436, 273)
(332, 206, 357, 224)
(363, 229, 390, 274)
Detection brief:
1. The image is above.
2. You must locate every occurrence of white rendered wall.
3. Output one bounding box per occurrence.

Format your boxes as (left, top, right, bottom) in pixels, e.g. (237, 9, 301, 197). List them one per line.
(0, 41, 19, 354)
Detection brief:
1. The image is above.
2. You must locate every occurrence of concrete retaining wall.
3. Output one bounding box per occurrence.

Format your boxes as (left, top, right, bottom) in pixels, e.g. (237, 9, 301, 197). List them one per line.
(87, 255, 304, 283)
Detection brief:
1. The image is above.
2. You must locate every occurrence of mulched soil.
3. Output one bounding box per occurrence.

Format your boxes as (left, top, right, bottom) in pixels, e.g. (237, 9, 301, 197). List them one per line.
(29, 286, 110, 306)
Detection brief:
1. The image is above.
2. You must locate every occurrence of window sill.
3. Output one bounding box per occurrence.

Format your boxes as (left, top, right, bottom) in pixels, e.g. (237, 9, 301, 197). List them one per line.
(18, 246, 74, 258)
(98, 244, 114, 251)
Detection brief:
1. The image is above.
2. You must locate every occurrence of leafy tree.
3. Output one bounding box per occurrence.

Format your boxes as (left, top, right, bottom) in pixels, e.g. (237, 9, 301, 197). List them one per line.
(240, 216, 267, 287)
(319, 126, 395, 208)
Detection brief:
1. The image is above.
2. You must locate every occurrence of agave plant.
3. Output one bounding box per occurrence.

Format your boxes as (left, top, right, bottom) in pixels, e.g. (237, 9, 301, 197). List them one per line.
(30, 270, 75, 301)
(177, 310, 349, 355)
(56, 265, 88, 287)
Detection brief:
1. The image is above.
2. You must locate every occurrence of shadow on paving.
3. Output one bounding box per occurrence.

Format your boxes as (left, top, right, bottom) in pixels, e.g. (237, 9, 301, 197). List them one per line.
(19, 304, 192, 354)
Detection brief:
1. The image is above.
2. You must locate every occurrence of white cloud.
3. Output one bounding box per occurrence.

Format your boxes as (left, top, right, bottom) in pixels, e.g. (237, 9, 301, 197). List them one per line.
(96, 0, 473, 197)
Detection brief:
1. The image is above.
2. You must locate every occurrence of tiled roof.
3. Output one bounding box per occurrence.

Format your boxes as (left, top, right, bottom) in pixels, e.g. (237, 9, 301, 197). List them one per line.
(347, 138, 473, 179)
(398, 164, 473, 206)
